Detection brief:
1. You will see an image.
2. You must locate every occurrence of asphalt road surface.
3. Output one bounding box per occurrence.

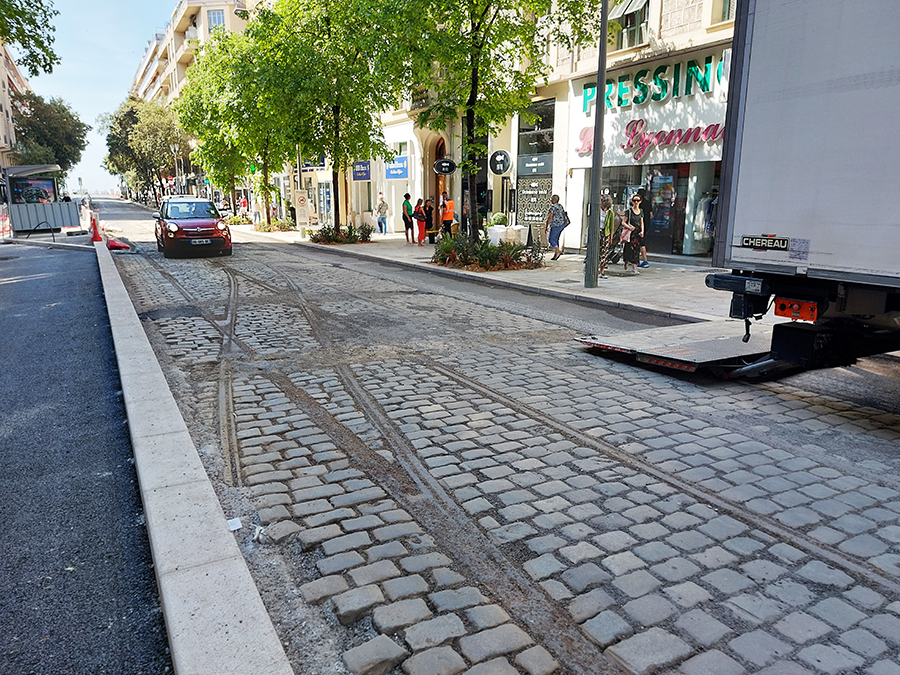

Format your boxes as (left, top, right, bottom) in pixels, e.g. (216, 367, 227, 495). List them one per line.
(0, 241, 171, 674)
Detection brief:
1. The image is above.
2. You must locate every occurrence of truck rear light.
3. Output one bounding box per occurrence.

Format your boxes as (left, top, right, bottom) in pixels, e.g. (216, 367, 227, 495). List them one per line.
(774, 298, 818, 322)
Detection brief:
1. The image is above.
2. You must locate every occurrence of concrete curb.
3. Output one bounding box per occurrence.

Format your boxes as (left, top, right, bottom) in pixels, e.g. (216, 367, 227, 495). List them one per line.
(291, 240, 720, 325)
(94, 241, 293, 675)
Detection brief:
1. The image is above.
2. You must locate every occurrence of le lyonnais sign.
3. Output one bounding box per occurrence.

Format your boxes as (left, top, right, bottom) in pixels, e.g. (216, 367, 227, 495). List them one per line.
(575, 49, 729, 163)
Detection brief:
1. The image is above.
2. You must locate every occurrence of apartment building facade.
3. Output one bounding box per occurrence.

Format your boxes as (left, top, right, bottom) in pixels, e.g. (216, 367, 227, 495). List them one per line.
(0, 43, 29, 168)
(132, 1, 246, 106)
(361, 0, 734, 256)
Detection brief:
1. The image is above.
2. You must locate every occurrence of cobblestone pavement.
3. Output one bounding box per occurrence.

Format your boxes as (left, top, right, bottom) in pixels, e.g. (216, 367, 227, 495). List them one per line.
(113, 236, 900, 675)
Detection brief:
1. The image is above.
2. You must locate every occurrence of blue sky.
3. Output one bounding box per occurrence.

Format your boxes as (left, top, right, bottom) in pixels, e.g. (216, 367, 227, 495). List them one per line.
(22, 0, 175, 193)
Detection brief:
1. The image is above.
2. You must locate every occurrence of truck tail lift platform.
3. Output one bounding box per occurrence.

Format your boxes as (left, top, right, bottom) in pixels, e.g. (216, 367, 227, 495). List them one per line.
(575, 321, 796, 379)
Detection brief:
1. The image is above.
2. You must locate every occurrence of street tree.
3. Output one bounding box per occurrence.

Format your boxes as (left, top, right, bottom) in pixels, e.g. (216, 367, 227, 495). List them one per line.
(271, 0, 407, 233)
(175, 28, 251, 214)
(0, 0, 59, 76)
(407, 0, 607, 239)
(179, 13, 312, 229)
(11, 91, 90, 179)
(101, 97, 185, 205)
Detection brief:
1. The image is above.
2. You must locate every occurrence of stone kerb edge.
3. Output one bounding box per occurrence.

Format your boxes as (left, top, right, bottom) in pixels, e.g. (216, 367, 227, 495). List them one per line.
(94, 241, 293, 675)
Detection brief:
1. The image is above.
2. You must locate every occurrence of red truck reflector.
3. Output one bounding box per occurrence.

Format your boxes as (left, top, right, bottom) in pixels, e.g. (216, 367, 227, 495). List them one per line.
(774, 298, 818, 322)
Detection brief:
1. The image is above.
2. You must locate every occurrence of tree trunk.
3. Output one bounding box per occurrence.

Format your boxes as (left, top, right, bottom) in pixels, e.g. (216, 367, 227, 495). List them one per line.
(332, 104, 342, 234)
(465, 54, 480, 241)
(262, 159, 272, 230)
(154, 169, 166, 205)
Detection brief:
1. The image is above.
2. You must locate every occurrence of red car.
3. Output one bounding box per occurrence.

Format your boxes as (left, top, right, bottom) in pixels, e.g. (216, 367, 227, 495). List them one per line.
(154, 197, 232, 258)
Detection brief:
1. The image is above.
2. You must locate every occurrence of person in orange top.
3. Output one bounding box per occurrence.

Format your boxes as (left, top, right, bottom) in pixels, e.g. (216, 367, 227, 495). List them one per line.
(440, 191, 455, 235)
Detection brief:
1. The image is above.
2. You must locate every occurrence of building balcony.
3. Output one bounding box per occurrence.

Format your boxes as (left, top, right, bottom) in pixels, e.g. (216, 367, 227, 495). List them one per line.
(172, 1, 202, 32)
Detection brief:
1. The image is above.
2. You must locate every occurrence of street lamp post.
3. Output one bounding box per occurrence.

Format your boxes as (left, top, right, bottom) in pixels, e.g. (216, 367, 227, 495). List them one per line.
(584, 3, 609, 288)
(170, 143, 180, 195)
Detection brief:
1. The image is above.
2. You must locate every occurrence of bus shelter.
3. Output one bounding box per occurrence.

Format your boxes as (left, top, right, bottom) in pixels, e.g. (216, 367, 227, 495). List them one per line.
(1, 165, 79, 234)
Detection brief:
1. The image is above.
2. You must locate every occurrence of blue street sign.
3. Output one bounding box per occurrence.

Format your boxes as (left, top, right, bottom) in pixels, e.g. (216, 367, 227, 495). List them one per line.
(386, 156, 409, 180)
(352, 161, 371, 181)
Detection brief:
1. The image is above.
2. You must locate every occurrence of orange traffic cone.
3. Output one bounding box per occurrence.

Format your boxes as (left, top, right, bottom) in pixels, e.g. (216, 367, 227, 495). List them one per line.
(90, 212, 102, 242)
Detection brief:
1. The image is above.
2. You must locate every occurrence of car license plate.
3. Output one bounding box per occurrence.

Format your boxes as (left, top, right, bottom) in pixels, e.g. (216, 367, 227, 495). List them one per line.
(191, 238, 212, 245)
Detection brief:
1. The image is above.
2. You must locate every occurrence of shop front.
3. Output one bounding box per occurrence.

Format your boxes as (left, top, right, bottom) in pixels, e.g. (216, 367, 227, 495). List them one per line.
(567, 46, 729, 256)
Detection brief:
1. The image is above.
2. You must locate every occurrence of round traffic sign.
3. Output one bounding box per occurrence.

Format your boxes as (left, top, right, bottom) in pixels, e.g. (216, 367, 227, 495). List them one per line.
(490, 150, 511, 175)
(433, 159, 457, 175)
(297, 195, 307, 205)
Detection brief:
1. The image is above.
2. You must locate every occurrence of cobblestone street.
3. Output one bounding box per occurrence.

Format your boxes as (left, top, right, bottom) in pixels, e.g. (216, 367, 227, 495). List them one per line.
(113, 226, 900, 675)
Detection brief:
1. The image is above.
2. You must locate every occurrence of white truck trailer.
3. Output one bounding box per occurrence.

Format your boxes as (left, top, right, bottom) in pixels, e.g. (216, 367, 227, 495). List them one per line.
(704, 0, 900, 371)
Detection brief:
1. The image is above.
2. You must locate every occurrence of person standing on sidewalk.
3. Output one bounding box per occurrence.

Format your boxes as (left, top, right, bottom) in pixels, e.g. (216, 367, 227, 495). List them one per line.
(424, 198, 436, 243)
(413, 198, 427, 246)
(623, 194, 644, 274)
(440, 191, 455, 235)
(637, 188, 652, 268)
(599, 195, 614, 279)
(544, 194, 568, 261)
(402, 193, 414, 244)
(375, 195, 389, 234)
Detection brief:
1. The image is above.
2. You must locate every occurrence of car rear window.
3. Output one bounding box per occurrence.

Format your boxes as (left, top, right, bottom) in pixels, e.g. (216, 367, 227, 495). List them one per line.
(165, 201, 220, 219)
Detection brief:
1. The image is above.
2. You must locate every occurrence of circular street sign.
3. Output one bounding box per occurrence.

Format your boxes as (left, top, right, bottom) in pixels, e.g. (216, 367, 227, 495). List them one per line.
(490, 150, 511, 175)
(433, 159, 457, 175)
(297, 195, 307, 205)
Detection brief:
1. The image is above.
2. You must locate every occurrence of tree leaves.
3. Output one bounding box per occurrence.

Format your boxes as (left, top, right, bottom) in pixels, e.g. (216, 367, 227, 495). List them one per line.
(0, 0, 60, 76)
(11, 91, 90, 178)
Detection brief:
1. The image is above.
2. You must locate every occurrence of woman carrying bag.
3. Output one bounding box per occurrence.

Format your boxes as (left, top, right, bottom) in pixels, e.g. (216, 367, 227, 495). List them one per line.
(413, 198, 427, 246)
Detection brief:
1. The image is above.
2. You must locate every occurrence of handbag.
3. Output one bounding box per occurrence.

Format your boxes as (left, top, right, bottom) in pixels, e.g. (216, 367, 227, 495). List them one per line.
(563, 210, 571, 227)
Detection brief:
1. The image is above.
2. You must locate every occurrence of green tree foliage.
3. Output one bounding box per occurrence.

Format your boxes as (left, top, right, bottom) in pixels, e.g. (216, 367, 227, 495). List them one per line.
(100, 97, 186, 205)
(11, 91, 90, 180)
(272, 0, 407, 231)
(0, 0, 59, 76)
(178, 12, 312, 229)
(407, 0, 607, 239)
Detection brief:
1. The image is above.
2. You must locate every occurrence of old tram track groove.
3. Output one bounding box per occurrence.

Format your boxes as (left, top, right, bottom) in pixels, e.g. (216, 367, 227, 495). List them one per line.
(128, 246, 900, 672)
(425, 361, 900, 596)
(225, 249, 614, 674)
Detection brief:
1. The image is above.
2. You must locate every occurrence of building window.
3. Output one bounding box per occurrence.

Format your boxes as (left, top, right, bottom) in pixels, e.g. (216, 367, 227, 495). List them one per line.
(208, 10, 225, 27)
(610, 0, 648, 51)
(518, 99, 555, 155)
(721, 0, 735, 22)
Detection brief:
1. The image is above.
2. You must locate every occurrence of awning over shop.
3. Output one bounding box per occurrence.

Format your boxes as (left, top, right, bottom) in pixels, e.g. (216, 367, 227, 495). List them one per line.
(609, 0, 648, 21)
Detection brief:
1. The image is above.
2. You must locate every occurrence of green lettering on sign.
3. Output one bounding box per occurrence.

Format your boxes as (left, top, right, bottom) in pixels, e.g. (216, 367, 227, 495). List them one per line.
(633, 69, 650, 105)
(617, 74, 631, 107)
(686, 56, 713, 95)
(651, 65, 669, 102)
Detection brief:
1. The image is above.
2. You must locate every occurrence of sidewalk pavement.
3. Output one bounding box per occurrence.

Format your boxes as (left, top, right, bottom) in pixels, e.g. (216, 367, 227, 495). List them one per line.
(229, 226, 733, 324)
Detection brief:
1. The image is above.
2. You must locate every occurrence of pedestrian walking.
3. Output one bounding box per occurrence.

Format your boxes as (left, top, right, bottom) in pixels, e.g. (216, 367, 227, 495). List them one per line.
(599, 195, 614, 279)
(375, 195, 389, 234)
(413, 198, 427, 246)
(622, 195, 644, 274)
(440, 191, 455, 235)
(424, 198, 436, 244)
(544, 194, 568, 261)
(402, 193, 414, 244)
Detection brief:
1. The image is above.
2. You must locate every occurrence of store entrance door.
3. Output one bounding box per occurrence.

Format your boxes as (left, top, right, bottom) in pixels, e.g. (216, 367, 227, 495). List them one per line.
(644, 164, 689, 255)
